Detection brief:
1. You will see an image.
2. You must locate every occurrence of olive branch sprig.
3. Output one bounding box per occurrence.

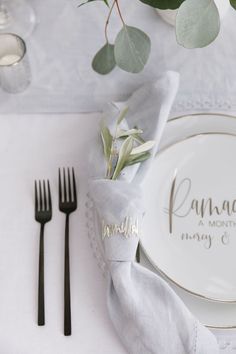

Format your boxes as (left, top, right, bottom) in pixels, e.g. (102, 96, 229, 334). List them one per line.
(101, 107, 155, 180)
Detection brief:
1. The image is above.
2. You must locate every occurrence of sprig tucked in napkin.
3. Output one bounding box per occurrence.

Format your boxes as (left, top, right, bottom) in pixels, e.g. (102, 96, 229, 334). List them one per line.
(89, 72, 219, 354)
(101, 106, 155, 180)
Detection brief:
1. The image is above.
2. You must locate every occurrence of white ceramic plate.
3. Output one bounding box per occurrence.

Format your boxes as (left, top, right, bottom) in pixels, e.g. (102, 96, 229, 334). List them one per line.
(141, 114, 236, 303)
(88, 113, 236, 328)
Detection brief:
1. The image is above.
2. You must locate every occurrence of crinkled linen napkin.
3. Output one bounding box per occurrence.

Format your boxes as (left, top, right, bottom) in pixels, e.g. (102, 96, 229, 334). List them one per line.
(89, 71, 219, 354)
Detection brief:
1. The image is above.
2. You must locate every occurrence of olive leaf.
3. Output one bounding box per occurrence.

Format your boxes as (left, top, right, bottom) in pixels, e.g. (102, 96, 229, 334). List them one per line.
(230, 0, 236, 10)
(100, 122, 113, 162)
(117, 128, 143, 138)
(79, 0, 108, 7)
(131, 140, 155, 155)
(114, 25, 151, 73)
(112, 136, 133, 180)
(100, 104, 154, 179)
(117, 106, 129, 125)
(125, 151, 151, 166)
(138, 0, 185, 9)
(92, 43, 116, 75)
(176, 0, 220, 48)
(132, 133, 145, 144)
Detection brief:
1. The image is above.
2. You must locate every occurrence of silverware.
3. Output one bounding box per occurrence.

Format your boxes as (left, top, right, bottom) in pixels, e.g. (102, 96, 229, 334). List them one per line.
(34, 180, 52, 326)
(136, 243, 140, 263)
(58, 168, 77, 336)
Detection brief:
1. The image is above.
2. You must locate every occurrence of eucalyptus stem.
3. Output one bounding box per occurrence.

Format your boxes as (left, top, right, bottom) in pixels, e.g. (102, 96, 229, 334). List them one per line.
(105, 0, 116, 43)
(115, 0, 125, 26)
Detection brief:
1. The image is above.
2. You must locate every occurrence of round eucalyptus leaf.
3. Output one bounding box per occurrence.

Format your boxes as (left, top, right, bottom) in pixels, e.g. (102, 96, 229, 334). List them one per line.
(92, 43, 116, 75)
(139, 0, 185, 9)
(176, 0, 220, 48)
(230, 0, 236, 10)
(114, 26, 151, 73)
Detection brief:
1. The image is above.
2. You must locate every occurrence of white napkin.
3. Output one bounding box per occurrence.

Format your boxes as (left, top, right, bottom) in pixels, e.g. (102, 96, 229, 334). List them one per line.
(89, 71, 219, 354)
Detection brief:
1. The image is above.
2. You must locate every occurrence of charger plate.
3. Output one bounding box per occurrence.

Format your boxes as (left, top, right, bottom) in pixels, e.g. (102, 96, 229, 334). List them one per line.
(141, 114, 236, 303)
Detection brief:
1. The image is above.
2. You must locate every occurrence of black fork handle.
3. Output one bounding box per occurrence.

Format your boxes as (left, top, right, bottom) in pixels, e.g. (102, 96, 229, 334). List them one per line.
(136, 242, 140, 263)
(64, 214, 71, 336)
(38, 223, 45, 326)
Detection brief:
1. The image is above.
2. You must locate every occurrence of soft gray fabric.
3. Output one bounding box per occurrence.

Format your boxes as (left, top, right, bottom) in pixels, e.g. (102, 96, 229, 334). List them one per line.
(89, 72, 219, 354)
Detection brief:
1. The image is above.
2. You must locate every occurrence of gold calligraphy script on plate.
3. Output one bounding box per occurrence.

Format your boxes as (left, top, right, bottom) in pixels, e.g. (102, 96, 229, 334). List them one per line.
(102, 217, 139, 239)
(166, 174, 236, 249)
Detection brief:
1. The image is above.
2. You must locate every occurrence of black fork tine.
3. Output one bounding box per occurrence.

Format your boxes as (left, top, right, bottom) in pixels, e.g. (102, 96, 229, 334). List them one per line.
(48, 180, 52, 212)
(59, 168, 62, 203)
(35, 181, 38, 212)
(72, 167, 77, 204)
(68, 168, 72, 202)
(43, 180, 47, 211)
(63, 168, 67, 202)
(39, 180, 43, 211)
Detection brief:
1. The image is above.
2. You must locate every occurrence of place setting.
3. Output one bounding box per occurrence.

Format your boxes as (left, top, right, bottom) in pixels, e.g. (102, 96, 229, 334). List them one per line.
(88, 110, 236, 334)
(87, 71, 224, 353)
(2, 0, 236, 353)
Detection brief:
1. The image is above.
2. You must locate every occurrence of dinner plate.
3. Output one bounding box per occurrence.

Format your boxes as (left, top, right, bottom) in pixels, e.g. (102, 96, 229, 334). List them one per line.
(141, 248, 236, 331)
(88, 113, 236, 328)
(142, 133, 236, 301)
(141, 132, 236, 302)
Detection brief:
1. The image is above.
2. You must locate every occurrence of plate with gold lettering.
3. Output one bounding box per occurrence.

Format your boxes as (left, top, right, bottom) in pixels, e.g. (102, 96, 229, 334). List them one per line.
(88, 113, 236, 326)
(141, 130, 236, 302)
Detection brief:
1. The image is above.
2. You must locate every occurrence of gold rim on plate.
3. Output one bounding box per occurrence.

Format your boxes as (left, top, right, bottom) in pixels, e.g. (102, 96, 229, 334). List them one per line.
(140, 113, 236, 310)
(140, 116, 236, 329)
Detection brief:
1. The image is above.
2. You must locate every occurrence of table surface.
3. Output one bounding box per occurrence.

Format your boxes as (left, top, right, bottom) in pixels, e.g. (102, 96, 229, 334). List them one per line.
(1, 0, 236, 352)
(0, 112, 234, 354)
(0, 113, 127, 354)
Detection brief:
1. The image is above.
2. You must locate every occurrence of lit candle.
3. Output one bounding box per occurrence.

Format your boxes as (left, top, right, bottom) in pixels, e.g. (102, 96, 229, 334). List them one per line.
(0, 33, 31, 93)
(0, 54, 21, 65)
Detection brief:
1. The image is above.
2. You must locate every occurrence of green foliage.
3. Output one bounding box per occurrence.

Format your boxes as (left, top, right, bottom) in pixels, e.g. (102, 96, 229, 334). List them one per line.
(131, 141, 155, 154)
(117, 128, 143, 138)
(125, 151, 151, 166)
(112, 136, 134, 180)
(80, 0, 235, 74)
(114, 26, 151, 73)
(230, 0, 236, 10)
(92, 43, 116, 74)
(138, 0, 185, 10)
(100, 121, 113, 162)
(117, 106, 129, 124)
(101, 107, 155, 180)
(176, 0, 220, 48)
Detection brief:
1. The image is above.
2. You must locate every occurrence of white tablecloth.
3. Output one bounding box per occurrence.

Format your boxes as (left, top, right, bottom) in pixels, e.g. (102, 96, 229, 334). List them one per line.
(1, 0, 236, 352)
(0, 0, 236, 114)
(0, 113, 234, 354)
(0, 113, 128, 354)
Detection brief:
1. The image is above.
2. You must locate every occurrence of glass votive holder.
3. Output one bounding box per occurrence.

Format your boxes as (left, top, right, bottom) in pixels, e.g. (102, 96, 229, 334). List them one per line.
(0, 33, 31, 93)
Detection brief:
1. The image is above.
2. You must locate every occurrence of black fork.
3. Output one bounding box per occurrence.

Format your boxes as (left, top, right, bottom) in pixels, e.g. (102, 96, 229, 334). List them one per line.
(59, 168, 77, 336)
(34, 180, 52, 326)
